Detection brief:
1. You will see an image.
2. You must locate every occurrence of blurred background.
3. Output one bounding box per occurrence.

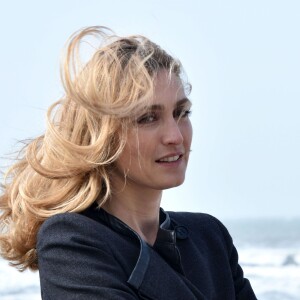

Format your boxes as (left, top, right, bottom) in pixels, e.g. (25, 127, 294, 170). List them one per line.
(0, 1, 299, 299)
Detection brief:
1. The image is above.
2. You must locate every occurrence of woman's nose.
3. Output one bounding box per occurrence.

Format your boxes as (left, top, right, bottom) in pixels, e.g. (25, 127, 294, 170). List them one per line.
(161, 118, 184, 145)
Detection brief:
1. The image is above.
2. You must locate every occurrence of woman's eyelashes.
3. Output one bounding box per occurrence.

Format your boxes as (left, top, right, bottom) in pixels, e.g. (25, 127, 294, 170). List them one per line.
(137, 112, 158, 124)
(173, 107, 192, 119)
(137, 107, 192, 125)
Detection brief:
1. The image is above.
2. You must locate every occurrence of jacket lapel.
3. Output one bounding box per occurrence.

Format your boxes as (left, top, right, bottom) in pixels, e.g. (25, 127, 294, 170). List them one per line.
(128, 246, 207, 300)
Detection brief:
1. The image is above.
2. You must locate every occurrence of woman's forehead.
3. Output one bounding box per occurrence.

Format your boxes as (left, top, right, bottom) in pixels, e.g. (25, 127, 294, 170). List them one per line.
(152, 71, 185, 102)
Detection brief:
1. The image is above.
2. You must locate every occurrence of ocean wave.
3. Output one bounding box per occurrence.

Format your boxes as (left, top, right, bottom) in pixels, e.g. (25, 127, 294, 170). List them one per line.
(0, 259, 40, 299)
(238, 247, 300, 267)
(259, 291, 299, 300)
(0, 294, 41, 300)
(240, 247, 300, 300)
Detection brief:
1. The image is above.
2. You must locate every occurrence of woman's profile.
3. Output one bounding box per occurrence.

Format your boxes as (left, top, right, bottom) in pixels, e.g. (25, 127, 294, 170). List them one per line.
(0, 26, 257, 299)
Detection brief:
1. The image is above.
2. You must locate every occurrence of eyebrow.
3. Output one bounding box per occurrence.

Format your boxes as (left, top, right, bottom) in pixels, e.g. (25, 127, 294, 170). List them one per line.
(146, 98, 192, 111)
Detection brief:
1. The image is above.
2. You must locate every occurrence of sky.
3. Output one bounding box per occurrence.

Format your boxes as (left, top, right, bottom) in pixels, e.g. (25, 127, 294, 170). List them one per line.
(0, 0, 299, 220)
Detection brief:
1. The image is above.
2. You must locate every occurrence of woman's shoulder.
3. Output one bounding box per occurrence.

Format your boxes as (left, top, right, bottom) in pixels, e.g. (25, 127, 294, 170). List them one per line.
(37, 210, 109, 249)
(38, 211, 99, 233)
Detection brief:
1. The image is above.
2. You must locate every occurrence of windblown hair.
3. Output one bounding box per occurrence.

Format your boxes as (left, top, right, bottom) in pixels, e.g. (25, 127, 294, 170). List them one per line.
(0, 26, 184, 271)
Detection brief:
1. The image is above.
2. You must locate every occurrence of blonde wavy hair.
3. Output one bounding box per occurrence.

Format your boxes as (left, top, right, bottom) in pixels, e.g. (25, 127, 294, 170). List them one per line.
(0, 26, 183, 271)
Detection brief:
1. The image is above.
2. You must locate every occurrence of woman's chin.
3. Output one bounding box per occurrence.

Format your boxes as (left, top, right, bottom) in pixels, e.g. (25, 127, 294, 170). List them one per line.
(158, 177, 186, 190)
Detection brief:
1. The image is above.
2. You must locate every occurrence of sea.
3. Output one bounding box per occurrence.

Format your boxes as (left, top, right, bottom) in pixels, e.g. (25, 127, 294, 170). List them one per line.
(0, 218, 299, 300)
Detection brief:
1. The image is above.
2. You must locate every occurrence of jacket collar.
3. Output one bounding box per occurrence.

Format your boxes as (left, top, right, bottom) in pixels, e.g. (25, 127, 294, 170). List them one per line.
(82, 203, 202, 299)
(90, 205, 182, 285)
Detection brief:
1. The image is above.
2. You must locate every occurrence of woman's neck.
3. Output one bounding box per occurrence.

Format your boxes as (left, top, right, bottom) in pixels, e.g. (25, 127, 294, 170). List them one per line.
(102, 184, 162, 245)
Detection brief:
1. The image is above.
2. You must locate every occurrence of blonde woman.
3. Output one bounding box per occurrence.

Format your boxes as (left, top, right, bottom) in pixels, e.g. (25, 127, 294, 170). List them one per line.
(0, 26, 257, 299)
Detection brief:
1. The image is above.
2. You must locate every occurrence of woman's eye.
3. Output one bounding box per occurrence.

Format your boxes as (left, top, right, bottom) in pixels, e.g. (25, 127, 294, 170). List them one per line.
(137, 113, 157, 124)
(174, 108, 192, 119)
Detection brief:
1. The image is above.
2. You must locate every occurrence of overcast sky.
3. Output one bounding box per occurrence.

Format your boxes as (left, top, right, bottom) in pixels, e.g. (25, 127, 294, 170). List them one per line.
(0, 0, 299, 220)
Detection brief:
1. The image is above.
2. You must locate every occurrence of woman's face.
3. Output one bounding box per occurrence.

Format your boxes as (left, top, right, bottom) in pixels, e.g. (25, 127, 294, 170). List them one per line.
(113, 70, 193, 192)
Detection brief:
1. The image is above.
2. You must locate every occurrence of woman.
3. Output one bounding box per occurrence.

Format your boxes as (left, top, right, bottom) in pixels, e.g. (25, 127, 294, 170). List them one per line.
(0, 26, 257, 299)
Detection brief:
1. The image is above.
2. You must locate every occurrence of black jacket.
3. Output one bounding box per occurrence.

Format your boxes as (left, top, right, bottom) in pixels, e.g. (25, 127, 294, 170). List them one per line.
(37, 204, 257, 299)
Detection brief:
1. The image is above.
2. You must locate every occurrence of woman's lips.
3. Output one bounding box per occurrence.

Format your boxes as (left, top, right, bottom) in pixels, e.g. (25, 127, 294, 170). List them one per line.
(155, 153, 183, 163)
